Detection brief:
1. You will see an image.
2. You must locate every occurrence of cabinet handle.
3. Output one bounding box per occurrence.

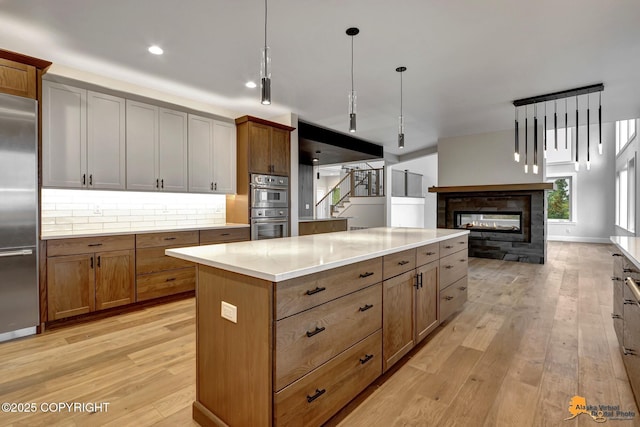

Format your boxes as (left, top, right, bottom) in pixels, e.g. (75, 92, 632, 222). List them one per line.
(613, 253, 623, 257)
(90, 256, 94, 269)
(459, 286, 467, 291)
(89, 174, 93, 186)
(444, 245, 454, 249)
(214, 182, 217, 191)
(97, 256, 101, 267)
(460, 259, 466, 263)
(87, 243, 103, 247)
(444, 265, 454, 269)
(625, 299, 637, 305)
(161, 179, 164, 189)
(221, 233, 230, 236)
(420, 272, 424, 288)
(612, 313, 622, 319)
(82, 173, 86, 185)
(166, 277, 176, 282)
(426, 251, 436, 256)
(359, 272, 374, 278)
(359, 354, 374, 364)
(398, 260, 409, 266)
(306, 388, 326, 403)
(305, 286, 326, 296)
(156, 179, 159, 189)
(612, 276, 622, 281)
(624, 268, 636, 273)
(211, 182, 214, 191)
(414, 275, 420, 289)
(306, 326, 326, 338)
(444, 296, 454, 301)
(459, 241, 466, 244)
(359, 304, 373, 312)
(624, 347, 636, 356)
(164, 237, 177, 241)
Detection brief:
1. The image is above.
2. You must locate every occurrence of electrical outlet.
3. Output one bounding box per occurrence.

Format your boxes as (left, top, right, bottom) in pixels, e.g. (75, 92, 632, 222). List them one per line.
(221, 301, 237, 323)
(305, 204, 310, 210)
(93, 204, 102, 215)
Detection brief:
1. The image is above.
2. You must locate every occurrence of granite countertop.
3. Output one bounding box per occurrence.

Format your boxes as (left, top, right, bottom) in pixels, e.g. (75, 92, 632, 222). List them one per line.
(611, 236, 640, 270)
(166, 227, 469, 282)
(41, 223, 250, 240)
(298, 217, 349, 223)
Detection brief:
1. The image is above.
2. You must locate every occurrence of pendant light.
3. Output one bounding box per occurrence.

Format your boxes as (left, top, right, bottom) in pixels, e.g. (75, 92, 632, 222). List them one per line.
(543, 102, 547, 159)
(397, 66, 406, 149)
(587, 94, 591, 170)
(514, 108, 520, 162)
(554, 101, 558, 151)
(575, 95, 579, 171)
(260, 0, 271, 105)
(565, 98, 568, 149)
(598, 92, 603, 155)
(346, 27, 359, 133)
(524, 106, 528, 174)
(533, 104, 539, 174)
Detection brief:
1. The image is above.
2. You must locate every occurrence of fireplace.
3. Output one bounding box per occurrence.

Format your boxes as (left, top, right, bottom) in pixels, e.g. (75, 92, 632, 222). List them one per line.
(430, 183, 553, 264)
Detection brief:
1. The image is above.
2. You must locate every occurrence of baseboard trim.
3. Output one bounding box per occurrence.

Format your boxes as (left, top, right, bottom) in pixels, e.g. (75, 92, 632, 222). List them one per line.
(548, 236, 611, 244)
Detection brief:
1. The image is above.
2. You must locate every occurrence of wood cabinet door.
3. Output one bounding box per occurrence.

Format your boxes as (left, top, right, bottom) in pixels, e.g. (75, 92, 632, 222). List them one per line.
(158, 108, 188, 192)
(270, 127, 290, 176)
(0, 58, 36, 99)
(248, 122, 272, 174)
(126, 100, 158, 191)
(42, 81, 87, 188)
(188, 114, 214, 193)
(212, 120, 237, 193)
(415, 261, 439, 343)
(95, 250, 135, 310)
(47, 254, 95, 320)
(87, 91, 126, 190)
(382, 270, 415, 371)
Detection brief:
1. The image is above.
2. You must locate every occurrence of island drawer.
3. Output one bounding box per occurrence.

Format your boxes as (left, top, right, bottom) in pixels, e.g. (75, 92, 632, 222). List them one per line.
(275, 283, 382, 391)
(135, 231, 199, 249)
(439, 249, 468, 289)
(136, 267, 195, 301)
(136, 245, 196, 275)
(416, 242, 439, 267)
(383, 249, 416, 280)
(47, 234, 134, 257)
(274, 330, 382, 427)
(200, 227, 250, 245)
(440, 276, 467, 321)
(439, 235, 468, 258)
(275, 257, 382, 320)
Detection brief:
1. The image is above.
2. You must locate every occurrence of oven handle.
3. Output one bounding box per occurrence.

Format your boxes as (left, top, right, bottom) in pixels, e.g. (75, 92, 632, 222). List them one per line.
(252, 218, 288, 224)
(250, 184, 288, 190)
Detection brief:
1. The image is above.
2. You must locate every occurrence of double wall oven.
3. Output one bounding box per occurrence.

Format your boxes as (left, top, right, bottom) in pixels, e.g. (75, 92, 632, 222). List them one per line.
(250, 174, 289, 240)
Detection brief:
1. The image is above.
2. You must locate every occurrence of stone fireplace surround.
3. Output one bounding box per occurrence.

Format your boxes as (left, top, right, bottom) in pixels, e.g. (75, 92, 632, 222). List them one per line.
(429, 183, 553, 264)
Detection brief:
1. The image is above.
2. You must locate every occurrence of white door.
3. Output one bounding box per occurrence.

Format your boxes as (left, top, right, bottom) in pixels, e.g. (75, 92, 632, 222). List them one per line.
(42, 81, 87, 188)
(126, 100, 158, 191)
(158, 108, 188, 192)
(188, 114, 214, 193)
(87, 91, 125, 190)
(212, 120, 236, 194)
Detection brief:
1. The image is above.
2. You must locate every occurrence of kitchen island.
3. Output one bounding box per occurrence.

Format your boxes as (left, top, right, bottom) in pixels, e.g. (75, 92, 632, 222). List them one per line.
(166, 227, 469, 427)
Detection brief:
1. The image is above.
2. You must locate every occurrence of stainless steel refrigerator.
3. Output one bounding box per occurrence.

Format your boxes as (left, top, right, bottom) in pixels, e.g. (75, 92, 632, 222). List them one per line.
(0, 93, 39, 341)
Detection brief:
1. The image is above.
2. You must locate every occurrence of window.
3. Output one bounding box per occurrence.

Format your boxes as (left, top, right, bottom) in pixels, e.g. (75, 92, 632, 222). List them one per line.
(617, 157, 636, 232)
(547, 176, 574, 221)
(545, 128, 573, 164)
(616, 119, 637, 154)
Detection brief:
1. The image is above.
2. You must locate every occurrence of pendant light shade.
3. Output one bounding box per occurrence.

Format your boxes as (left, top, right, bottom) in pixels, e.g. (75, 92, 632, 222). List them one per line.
(565, 98, 568, 149)
(575, 95, 579, 171)
(587, 94, 591, 170)
(396, 66, 406, 149)
(346, 27, 359, 133)
(543, 102, 547, 160)
(514, 108, 520, 162)
(554, 101, 558, 151)
(260, 0, 271, 105)
(598, 92, 603, 155)
(524, 106, 528, 174)
(533, 104, 539, 174)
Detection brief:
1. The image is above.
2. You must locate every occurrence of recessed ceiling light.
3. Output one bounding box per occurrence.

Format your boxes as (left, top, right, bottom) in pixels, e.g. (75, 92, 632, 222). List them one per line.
(245, 81, 257, 89)
(148, 45, 163, 55)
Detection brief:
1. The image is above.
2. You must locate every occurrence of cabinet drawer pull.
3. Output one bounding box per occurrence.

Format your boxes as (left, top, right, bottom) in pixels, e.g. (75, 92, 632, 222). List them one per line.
(459, 241, 466, 244)
(460, 259, 466, 263)
(444, 245, 454, 249)
(87, 243, 103, 247)
(306, 388, 326, 403)
(306, 326, 325, 338)
(459, 286, 467, 291)
(89, 174, 93, 186)
(210, 182, 214, 191)
(398, 260, 409, 266)
(164, 237, 177, 241)
(90, 256, 94, 269)
(612, 276, 622, 281)
(624, 347, 636, 356)
(97, 256, 101, 267)
(221, 233, 230, 236)
(613, 253, 623, 257)
(359, 354, 374, 364)
(444, 265, 454, 269)
(612, 313, 622, 319)
(444, 296, 454, 301)
(623, 268, 636, 273)
(625, 299, 637, 305)
(305, 286, 326, 296)
(425, 251, 436, 256)
(359, 272, 374, 278)
(166, 277, 176, 282)
(359, 304, 373, 312)
(156, 178, 159, 189)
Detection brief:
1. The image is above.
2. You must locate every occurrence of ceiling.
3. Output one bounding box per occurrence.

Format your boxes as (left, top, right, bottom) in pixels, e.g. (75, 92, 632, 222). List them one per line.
(2, 0, 640, 156)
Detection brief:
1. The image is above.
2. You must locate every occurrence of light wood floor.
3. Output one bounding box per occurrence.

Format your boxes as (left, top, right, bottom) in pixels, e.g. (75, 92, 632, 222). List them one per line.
(0, 242, 637, 426)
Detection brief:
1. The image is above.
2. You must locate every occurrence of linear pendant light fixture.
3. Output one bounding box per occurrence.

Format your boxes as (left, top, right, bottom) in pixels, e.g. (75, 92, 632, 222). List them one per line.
(397, 66, 406, 149)
(513, 83, 604, 172)
(346, 27, 359, 133)
(260, 0, 271, 105)
(524, 106, 528, 174)
(514, 108, 520, 162)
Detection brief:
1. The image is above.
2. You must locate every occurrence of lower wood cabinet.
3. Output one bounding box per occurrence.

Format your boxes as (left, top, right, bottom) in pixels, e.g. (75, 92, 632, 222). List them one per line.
(95, 249, 135, 310)
(298, 219, 348, 236)
(47, 254, 95, 320)
(382, 270, 415, 371)
(415, 260, 439, 343)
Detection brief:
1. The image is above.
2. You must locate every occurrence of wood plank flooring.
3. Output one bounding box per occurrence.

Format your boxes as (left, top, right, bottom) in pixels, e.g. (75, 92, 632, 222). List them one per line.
(0, 242, 637, 426)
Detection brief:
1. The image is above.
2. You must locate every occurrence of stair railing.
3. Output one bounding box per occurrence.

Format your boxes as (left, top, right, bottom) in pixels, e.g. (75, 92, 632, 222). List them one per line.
(315, 168, 385, 218)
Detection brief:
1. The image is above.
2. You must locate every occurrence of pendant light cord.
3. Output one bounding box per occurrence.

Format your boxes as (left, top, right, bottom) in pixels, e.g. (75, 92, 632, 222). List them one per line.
(400, 71, 403, 117)
(351, 36, 354, 94)
(264, 0, 268, 76)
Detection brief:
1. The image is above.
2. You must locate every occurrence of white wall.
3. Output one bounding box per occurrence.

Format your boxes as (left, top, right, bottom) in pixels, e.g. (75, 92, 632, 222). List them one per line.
(615, 119, 640, 237)
(546, 122, 616, 243)
(438, 129, 543, 186)
(391, 198, 425, 227)
(390, 154, 438, 228)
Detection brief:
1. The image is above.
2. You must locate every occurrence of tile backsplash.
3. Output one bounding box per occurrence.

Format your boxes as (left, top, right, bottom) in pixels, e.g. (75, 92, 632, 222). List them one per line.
(41, 189, 226, 235)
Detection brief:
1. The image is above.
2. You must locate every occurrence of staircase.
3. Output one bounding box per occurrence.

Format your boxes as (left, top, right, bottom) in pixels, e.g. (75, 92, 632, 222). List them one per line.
(315, 166, 384, 219)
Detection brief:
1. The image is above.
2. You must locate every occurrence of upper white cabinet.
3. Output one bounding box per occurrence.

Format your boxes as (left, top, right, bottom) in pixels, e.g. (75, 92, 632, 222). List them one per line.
(126, 100, 187, 192)
(188, 114, 236, 194)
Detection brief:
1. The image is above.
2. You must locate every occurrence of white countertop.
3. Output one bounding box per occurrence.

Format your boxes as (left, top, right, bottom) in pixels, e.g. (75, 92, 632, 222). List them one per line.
(611, 236, 640, 270)
(41, 223, 249, 240)
(166, 227, 469, 282)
